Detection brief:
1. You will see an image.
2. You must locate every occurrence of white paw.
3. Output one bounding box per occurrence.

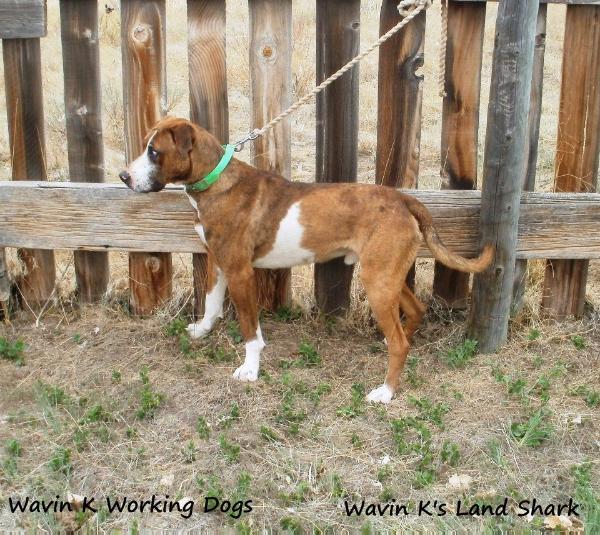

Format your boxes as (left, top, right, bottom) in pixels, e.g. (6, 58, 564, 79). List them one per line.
(233, 363, 259, 382)
(187, 322, 210, 339)
(367, 384, 394, 404)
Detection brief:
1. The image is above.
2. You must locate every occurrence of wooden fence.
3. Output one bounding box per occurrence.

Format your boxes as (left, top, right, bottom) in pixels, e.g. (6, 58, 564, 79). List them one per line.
(1, 0, 600, 351)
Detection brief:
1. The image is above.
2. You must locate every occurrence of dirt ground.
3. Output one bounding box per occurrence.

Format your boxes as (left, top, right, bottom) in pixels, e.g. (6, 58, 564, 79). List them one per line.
(1, 271, 599, 532)
(1, 0, 600, 532)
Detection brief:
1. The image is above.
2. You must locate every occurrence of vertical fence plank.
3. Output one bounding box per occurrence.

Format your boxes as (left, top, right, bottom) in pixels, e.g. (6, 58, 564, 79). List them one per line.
(60, 0, 109, 303)
(121, 0, 172, 316)
(376, 0, 425, 290)
(0, 248, 9, 319)
(433, 0, 485, 308)
(248, 0, 292, 312)
(512, 3, 547, 313)
(2, 38, 56, 309)
(469, 0, 538, 352)
(541, 4, 600, 318)
(315, 0, 360, 314)
(187, 0, 228, 318)
(121, 1, 172, 315)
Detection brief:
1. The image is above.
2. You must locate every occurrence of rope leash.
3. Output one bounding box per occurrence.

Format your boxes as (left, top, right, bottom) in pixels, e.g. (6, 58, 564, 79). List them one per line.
(234, 0, 445, 152)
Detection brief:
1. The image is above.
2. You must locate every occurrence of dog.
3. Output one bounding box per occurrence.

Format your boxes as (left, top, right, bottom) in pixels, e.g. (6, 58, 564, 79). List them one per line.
(119, 117, 492, 404)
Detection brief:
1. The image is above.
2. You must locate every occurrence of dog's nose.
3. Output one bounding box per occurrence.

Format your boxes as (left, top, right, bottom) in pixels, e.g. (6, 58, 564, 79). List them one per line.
(119, 170, 131, 183)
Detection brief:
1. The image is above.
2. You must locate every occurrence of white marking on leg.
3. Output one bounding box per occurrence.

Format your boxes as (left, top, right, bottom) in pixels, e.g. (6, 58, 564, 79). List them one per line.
(252, 202, 315, 269)
(233, 325, 265, 382)
(194, 223, 207, 246)
(187, 268, 227, 338)
(367, 384, 394, 404)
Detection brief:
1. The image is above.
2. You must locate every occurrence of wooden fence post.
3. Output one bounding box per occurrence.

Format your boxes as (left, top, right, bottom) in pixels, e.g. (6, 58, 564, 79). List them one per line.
(469, 0, 538, 352)
(541, 4, 600, 318)
(2, 38, 56, 309)
(432, 0, 484, 308)
(248, 0, 292, 312)
(376, 0, 425, 290)
(512, 3, 547, 313)
(315, 0, 360, 314)
(0, 248, 9, 319)
(60, 0, 109, 303)
(187, 0, 228, 318)
(121, 0, 172, 316)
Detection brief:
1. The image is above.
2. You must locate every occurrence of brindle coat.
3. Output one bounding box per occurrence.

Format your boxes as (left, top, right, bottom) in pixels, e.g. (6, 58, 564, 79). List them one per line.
(120, 117, 493, 403)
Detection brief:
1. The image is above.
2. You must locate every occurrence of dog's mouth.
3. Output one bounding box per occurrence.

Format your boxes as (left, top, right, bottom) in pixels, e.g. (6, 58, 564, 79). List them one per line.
(119, 170, 165, 193)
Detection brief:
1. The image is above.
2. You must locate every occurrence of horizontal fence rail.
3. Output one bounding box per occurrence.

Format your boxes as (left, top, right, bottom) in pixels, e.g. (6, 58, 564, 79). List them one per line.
(1, 182, 599, 260)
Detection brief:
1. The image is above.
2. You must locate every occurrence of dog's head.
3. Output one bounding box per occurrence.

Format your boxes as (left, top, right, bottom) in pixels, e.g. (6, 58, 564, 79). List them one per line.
(119, 117, 222, 193)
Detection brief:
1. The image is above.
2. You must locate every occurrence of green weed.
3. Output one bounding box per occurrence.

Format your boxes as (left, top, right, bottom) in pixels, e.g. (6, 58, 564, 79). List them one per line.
(5, 438, 22, 457)
(486, 439, 505, 467)
(571, 385, 600, 408)
(280, 481, 310, 506)
(36, 382, 69, 407)
(182, 441, 198, 463)
(49, 446, 72, 476)
(572, 335, 586, 350)
(297, 340, 321, 367)
(196, 416, 210, 439)
(196, 475, 223, 499)
(527, 328, 541, 341)
(233, 471, 252, 502)
(440, 440, 460, 467)
(330, 473, 347, 498)
(221, 402, 240, 429)
(260, 426, 280, 442)
(337, 383, 366, 418)
(218, 434, 240, 463)
(273, 305, 303, 322)
(280, 517, 303, 534)
(0, 337, 25, 366)
(406, 355, 424, 387)
(165, 318, 187, 336)
(136, 367, 165, 420)
(443, 339, 478, 368)
(202, 345, 235, 363)
(510, 409, 553, 447)
(227, 321, 244, 344)
(350, 432, 363, 448)
(408, 396, 450, 428)
(572, 463, 600, 531)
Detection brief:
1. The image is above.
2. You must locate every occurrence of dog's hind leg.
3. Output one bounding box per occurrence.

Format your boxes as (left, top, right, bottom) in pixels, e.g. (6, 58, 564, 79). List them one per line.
(360, 238, 418, 404)
(399, 284, 426, 343)
(187, 255, 227, 339)
(227, 266, 264, 382)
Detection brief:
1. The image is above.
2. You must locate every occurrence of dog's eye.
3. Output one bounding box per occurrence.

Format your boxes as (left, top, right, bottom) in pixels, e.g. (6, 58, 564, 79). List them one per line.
(148, 146, 159, 162)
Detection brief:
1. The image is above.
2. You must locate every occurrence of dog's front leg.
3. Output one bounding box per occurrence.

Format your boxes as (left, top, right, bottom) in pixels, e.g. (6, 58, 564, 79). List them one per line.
(187, 258, 227, 339)
(227, 266, 264, 382)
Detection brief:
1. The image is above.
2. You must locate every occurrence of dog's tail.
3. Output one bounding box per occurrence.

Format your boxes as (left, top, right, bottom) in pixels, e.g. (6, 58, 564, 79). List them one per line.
(402, 194, 493, 273)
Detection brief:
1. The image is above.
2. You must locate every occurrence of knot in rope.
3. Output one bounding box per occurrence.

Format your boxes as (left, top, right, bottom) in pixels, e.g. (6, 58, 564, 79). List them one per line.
(398, 0, 433, 17)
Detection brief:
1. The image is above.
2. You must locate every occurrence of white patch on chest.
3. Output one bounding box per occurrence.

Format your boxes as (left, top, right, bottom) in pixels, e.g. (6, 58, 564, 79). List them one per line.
(194, 223, 207, 246)
(253, 202, 315, 269)
(185, 191, 199, 212)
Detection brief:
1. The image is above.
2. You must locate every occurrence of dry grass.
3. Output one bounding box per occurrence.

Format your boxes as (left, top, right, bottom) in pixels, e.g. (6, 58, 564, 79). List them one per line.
(1, 302, 599, 531)
(1, 0, 599, 532)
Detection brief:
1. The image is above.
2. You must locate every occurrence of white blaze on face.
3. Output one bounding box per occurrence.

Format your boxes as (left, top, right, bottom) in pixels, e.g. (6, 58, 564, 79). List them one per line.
(253, 202, 315, 269)
(128, 132, 159, 192)
(233, 325, 265, 382)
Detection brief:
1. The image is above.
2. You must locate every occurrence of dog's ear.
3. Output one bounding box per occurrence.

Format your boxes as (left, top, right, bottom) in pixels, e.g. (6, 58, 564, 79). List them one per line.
(170, 123, 195, 157)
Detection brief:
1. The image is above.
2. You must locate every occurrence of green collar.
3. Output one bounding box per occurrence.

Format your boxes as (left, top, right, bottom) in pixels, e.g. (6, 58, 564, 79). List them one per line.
(186, 144, 235, 192)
